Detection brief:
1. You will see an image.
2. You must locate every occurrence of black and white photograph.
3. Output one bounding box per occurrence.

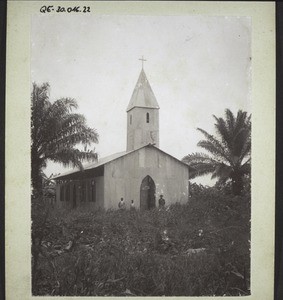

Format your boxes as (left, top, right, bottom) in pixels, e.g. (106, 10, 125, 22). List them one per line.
(30, 13, 252, 296)
(5, 2, 276, 299)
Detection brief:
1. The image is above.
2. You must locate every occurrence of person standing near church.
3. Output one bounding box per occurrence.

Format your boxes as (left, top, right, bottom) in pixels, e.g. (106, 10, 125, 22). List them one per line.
(158, 195, 165, 209)
(118, 197, 126, 210)
(130, 199, 135, 211)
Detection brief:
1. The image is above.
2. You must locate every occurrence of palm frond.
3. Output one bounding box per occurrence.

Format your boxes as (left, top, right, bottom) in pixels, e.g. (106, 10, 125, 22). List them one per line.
(46, 148, 97, 168)
(239, 161, 251, 175)
(197, 140, 232, 165)
(197, 127, 235, 165)
(182, 152, 227, 179)
(211, 163, 232, 181)
(225, 109, 235, 134)
(213, 115, 232, 150)
(183, 109, 251, 191)
(31, 83, 99, 195)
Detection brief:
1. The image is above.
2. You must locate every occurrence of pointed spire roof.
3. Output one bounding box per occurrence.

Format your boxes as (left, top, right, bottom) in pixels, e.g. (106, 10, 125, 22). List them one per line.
(126, 69, 159, 112)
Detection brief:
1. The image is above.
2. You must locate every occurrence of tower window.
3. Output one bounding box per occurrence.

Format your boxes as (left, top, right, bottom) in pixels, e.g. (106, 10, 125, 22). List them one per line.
(130, 115, 132, 125)
(146, 112, 149, 123)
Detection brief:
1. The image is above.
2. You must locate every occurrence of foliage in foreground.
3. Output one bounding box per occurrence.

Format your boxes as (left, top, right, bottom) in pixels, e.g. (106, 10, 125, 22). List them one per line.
(31, 82, 99, 195)
(182, 109, 251, 195)
(32, 189, 250, 296)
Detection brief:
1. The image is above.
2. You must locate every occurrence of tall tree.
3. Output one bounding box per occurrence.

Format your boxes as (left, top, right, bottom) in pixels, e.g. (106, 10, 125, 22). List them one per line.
(182, 109, 251, 195)
(31, 82, 99, 196)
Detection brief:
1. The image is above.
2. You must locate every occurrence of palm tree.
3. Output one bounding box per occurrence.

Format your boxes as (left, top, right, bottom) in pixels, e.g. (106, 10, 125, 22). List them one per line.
(182, 109, 251, 195)
(31, 82, 99, 196)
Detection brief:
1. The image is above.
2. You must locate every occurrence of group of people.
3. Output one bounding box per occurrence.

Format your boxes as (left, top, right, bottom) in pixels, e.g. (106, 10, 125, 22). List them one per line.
(118, 198, 134, 210)
(118, 195, 166, 210)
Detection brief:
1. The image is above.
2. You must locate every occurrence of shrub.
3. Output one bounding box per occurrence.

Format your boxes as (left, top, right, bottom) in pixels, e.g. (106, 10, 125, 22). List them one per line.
(32, 190, 250, 296)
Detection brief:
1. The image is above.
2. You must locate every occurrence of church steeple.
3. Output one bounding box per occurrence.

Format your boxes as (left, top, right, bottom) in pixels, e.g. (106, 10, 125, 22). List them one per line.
(127, 65, 160, 152)
(126, 68, 159, 112)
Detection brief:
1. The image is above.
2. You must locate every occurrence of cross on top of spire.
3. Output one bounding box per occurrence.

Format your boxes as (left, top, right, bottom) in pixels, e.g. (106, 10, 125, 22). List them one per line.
(139, 56, 147, 69)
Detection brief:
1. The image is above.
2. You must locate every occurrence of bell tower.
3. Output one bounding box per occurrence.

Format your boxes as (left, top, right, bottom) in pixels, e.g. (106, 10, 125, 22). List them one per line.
(126, 59, 160, 152)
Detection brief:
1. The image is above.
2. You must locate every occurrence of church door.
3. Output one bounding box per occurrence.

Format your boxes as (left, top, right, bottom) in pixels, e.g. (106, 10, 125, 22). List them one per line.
(72, 184, 77, 209)
(140, 176, 156, 210)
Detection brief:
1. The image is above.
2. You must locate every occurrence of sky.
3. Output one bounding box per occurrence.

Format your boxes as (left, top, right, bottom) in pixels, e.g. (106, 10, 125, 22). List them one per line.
(31, 15, 251, 185)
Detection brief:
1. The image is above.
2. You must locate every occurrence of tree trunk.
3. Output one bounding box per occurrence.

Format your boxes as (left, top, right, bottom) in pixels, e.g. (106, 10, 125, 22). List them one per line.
(31, 159, 43, 197)
(231, 173, 243, 196)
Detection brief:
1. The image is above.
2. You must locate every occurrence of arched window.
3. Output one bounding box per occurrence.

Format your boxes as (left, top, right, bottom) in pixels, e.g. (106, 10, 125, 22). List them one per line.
(146, 112, 149, 123)
(130, 115, 132, 125)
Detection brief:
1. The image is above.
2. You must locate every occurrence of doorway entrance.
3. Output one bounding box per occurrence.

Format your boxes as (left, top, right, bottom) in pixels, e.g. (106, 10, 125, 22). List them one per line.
(140, 176, 156, 210)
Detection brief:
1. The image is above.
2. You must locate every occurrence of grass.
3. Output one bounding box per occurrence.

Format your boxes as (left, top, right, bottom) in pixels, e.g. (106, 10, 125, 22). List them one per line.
(32, 190, 251, 296)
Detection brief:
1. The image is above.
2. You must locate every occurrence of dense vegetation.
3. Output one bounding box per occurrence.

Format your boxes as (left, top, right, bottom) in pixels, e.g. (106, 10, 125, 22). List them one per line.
(32, 185, 250, 296)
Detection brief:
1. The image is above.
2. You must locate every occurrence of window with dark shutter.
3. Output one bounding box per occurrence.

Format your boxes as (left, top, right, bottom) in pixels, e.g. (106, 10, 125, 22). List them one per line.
(90, 180, 96, 202)
(65, 184, 70, 201)
(81, 182, 86, 202)
(60, 185, 65, 201)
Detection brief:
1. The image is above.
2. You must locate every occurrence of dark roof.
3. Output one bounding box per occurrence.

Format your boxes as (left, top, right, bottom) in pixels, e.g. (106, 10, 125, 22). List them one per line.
(53, 144, 190, 180)
(126, 69, 159, 112)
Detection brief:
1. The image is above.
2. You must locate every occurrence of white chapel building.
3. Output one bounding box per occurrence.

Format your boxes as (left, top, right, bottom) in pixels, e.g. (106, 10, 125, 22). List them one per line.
(54, 66, 190, 210)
